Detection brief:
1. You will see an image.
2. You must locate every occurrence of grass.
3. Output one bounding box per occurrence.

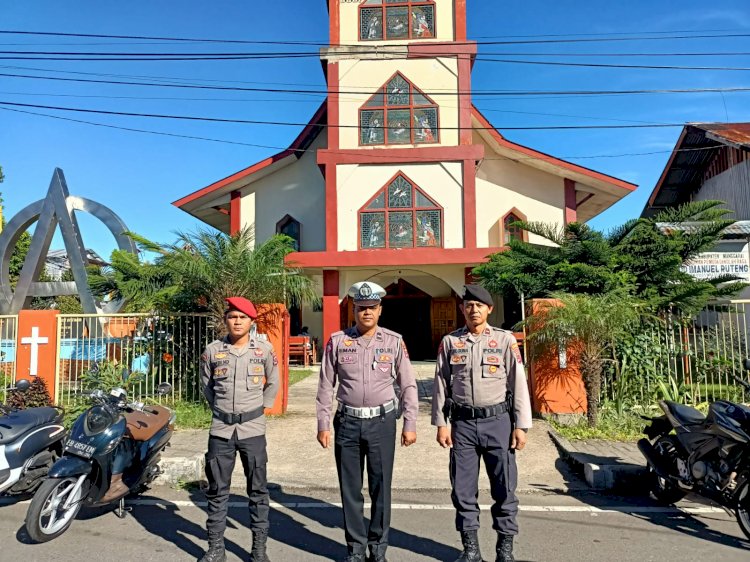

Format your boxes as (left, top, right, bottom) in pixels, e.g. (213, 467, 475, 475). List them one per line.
(550, 405, 653, 442)
(288, 367, 316, 386)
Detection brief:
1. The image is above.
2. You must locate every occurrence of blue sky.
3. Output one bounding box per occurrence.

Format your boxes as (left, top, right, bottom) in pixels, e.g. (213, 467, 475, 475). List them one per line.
(2, 1, 750, 259)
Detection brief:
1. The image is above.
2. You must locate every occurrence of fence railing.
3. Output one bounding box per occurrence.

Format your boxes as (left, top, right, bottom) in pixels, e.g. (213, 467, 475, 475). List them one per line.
(0, 315, 18, 402)
(55, 313, 217, 407)
(601, 300, 750, 406)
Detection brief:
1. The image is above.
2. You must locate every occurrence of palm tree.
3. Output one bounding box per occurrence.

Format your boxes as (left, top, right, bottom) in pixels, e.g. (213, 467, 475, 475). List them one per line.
(524, 291, 642, 426)
(89, 227, 319, 325)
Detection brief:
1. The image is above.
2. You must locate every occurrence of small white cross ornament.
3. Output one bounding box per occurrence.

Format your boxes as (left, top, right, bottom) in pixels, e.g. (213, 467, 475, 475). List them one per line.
(20, 326, 49, 376)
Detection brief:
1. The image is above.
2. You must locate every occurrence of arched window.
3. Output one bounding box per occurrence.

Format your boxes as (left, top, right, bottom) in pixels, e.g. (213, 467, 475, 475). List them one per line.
(360, 1, 435, 41)
(502, 210, 526, 245)
(359, 173, 442, 249)
(360, 73, 438, 146)
(276, 215, 301, 251)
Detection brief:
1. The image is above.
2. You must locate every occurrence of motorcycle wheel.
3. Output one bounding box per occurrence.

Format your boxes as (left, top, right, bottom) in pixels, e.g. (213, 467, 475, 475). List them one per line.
(736, 480, 750, 541)
(25, 477, 86, 543)
(648, 435, 687, 505)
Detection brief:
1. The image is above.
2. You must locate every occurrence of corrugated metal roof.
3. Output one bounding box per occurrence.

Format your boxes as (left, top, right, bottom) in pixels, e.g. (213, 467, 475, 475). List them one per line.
(657, 220, 750, 237)
(695, 123, 750, 149)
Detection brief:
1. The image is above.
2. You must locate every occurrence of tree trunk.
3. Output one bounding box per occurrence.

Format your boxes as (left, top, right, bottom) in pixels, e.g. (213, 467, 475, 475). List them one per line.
(580, 350, 603, 427)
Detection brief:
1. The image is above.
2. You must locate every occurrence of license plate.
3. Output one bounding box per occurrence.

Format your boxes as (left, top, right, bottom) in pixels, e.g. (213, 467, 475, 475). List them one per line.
(64, 438, 96, 459)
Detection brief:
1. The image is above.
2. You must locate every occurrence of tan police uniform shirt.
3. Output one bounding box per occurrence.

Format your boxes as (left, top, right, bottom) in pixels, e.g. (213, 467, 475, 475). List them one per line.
(200, 336, 279, 439)
(431, 325, 533, 429)
(316, 326, 418, 433)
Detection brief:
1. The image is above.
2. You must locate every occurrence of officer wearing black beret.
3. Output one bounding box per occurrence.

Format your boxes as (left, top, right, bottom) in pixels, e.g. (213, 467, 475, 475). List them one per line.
(432, 284, 532, 562)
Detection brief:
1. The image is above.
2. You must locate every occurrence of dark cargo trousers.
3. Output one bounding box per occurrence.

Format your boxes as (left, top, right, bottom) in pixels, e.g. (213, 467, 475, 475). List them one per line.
(205, 432, 270, 535)
(334, 408, 397, 556)
(450, 412, 519, 535)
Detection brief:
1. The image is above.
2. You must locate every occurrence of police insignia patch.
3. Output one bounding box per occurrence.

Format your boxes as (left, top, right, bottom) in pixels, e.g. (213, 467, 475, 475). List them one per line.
(486, 356, 499, 364)
(489, 366, 498, 374)
(272, 352, 278, 366)
(344, 340, 353, 347)
(215, 353, 227, 359)
(379, 354, 392, 362)
(489, 340, 498, 347)
(454, 341, 465, 349)
(511, 343, 523, 363)
(253, 376, 260, 384)
(400, 341, 409, 358)
(253, 365, 263, 373)
(254, 349, 264, 357)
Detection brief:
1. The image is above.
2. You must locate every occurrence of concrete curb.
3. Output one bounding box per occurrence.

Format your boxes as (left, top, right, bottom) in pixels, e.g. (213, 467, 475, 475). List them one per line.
(156, 454, 205, 486)
(548, 430, 648, 492)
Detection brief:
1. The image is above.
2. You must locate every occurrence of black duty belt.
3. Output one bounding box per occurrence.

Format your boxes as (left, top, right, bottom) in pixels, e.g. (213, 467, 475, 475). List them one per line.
(214, 405, 265, 425)
(450, 401, 510, 421)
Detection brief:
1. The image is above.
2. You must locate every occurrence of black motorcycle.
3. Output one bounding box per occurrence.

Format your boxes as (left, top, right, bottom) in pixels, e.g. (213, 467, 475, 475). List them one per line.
(24, 383, 174, 542)
(0, 379, 66, 496)
(639, 359, 750, 540)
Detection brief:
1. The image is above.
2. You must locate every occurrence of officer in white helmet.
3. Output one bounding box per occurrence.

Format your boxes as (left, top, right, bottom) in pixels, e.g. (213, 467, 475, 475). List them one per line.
(316, 281, 418, 562)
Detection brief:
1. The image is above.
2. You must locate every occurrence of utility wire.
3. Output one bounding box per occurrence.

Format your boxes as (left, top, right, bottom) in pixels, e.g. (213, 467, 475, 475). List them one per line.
(3, 71, 750, 97)
(0, 104, 721, 163)
(0, 100, 694, 130)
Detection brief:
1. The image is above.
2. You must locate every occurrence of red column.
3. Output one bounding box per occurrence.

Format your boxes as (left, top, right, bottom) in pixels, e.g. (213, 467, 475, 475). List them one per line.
(17, 310, 59, 402)
(463, 160, 477, 248)
(564, 178, 577, 224)
(230, 190, 242, 235)
(322, 270, 340, 346)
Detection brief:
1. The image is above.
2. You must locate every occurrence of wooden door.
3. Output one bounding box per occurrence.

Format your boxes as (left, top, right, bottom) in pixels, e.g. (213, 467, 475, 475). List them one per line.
(431, 297, 457, 350)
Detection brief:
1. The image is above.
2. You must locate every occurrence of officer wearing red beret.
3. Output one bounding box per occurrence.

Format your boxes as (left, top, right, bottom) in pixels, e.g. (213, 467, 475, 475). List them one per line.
(199, 297, 279, 562)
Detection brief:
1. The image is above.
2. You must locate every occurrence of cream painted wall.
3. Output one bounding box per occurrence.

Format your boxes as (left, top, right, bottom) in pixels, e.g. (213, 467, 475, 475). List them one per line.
(239, 134, 327, 251)
(473, 133, 565, 247)
(336, 162, 464, 251)
(338, 0, 456, 45)
(337, 57, 459, 149)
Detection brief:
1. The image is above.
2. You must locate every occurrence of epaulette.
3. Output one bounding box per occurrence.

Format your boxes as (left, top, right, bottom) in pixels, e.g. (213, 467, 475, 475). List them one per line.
(449, 327, 468, 337)
(379, 327, 403, 338)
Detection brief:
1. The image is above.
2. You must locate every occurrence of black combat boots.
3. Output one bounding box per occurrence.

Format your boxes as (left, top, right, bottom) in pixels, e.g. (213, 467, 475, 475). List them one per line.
(250, 529, 270, 562)
(454, 530, 483, 562)
(368, 544, 388, 562)
(495, 534, 514, 562)
(199, 532, 226, 562)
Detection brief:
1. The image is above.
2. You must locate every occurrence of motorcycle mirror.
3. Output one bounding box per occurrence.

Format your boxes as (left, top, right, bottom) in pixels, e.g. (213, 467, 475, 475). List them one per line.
(156, 382, 172, 396)
(744, 358, 750, 371)
(14, 379, 31, 392)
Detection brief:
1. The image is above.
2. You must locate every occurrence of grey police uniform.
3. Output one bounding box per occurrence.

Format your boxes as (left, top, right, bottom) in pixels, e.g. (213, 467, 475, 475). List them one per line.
(200, 336, 279, 535)
(317, 325, 418, 559)
(432, 325, 532, 535)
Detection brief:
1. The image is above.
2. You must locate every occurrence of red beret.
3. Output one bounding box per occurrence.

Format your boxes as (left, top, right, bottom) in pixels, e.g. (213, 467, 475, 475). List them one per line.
(225, 297, 257, 319)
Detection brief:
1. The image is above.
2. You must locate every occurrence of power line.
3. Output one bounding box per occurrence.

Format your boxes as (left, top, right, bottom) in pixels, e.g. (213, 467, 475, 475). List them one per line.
(0, 100, 693, 130)
(3, 71, 750, 98)
(0, 104, 721, 163)
(2, 29, 750, 46)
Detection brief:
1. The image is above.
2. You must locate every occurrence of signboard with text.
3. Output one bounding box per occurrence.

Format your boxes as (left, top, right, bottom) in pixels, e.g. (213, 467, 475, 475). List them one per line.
(681, 252, 750, 281)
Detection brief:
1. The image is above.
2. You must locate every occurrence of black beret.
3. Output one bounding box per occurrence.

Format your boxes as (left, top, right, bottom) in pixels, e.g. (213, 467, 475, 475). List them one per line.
(462, 284, 494, 306)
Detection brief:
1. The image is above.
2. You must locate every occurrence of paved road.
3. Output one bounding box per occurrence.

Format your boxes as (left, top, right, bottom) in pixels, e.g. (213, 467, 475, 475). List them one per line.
(2, 488, 748, 561)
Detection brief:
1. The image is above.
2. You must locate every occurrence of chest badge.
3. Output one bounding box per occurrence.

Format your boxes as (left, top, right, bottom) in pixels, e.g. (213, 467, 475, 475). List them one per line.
(451, 355, 467, 364)
(489, 340, 498, 348)
(454, 341, 466, 349)
(486, 355, 499, 364)
(215, 352, 227, 359)
(489, 366, 498, 374)
(254, 349, 264, 357)
(253, 376, 260, 384)
(344, 339, 353, 347)
(378, 354, 392, 362)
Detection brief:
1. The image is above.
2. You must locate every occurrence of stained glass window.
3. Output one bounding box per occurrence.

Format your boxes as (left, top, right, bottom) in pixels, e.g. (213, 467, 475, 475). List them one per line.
(360, 72, 438, 146)
(504, 213, 524, 244)
(360, 1, 435, 41)
(276, 215, 301, 252)
(359, 173, 442, 249)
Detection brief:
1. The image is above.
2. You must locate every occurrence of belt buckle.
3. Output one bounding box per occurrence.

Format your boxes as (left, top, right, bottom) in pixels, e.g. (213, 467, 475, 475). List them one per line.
(232, 413, 242, 424)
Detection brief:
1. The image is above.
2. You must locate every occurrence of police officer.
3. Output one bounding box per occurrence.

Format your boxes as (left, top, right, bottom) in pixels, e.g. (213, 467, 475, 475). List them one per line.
(199, 297, 279, 562)
(432, 285, 532, 562)
(316, 282, 418, 562)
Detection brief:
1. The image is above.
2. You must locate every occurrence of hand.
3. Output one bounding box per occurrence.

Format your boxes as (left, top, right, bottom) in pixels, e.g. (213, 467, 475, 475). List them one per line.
(511, 428, 527, 451)
(401, 431, 417, 447)
(436, 426, 453, 448)
(317, 430, 331, 449)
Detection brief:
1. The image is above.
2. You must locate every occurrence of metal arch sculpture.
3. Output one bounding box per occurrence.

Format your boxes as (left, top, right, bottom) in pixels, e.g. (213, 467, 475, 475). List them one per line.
(0, 168, 138, 314)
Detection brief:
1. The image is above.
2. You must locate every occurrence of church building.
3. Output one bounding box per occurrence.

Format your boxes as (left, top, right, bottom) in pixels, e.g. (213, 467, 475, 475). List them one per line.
(173, 0, 636, 359)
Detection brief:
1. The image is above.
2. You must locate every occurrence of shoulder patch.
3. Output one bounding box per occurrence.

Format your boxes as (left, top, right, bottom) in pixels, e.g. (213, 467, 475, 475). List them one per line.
(511, 342, 523, 363)
(271, 351, 278, 366)
(400, 340, 409, 359)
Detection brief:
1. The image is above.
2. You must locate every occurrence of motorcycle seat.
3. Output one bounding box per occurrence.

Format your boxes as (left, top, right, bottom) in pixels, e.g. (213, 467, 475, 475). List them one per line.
(662, 400, 705, 426)
(0, 407, 61, 445)
(124, 406, 172, 442)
